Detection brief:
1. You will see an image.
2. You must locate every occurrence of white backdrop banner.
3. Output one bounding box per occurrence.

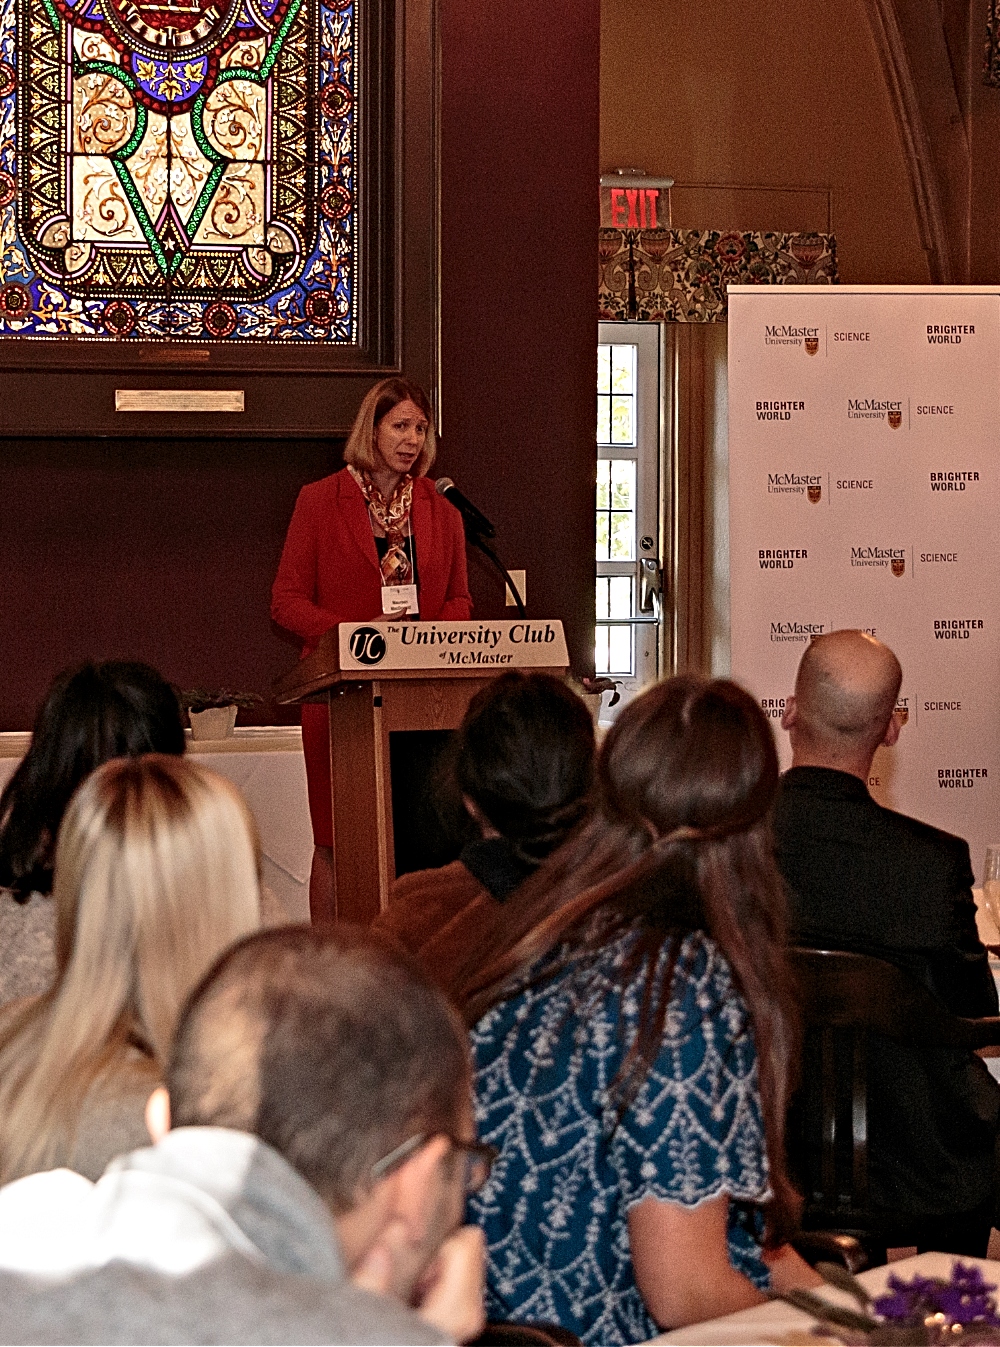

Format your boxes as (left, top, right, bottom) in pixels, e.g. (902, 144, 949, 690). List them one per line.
(728, 285, 1000, 882)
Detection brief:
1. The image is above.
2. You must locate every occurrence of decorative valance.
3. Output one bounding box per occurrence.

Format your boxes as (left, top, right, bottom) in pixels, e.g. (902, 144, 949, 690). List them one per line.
(599, 229, 838, 323)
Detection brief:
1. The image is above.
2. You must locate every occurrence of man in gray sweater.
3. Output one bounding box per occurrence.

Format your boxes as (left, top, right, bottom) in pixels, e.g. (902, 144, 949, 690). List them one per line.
(0, 926, 488, 1344)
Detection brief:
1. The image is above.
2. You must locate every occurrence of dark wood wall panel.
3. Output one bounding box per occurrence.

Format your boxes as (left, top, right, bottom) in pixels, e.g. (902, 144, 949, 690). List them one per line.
(439, 0, 600, 679)
(0, 436, 339, 728)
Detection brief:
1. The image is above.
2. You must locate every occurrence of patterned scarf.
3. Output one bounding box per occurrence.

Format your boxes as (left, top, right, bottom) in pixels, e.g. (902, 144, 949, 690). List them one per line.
(353, 468, 415, 585)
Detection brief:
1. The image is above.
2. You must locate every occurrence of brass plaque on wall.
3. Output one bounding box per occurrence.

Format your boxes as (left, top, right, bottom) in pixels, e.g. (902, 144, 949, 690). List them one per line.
(115, 390, 245, 413)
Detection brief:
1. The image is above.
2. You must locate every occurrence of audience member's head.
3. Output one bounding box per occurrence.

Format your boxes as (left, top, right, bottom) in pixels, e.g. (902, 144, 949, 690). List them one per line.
(163, 925, 476, 1302)
(0, 754, 261, 1182)
(595, 673, 779, 857)
(782, 629, 903, 775)
(0, 661, 185, 899)
(453, 671, 594, 866)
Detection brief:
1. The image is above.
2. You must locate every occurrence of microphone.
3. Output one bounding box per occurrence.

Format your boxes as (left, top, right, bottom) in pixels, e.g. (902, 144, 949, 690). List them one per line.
(435, 477, 496, 540)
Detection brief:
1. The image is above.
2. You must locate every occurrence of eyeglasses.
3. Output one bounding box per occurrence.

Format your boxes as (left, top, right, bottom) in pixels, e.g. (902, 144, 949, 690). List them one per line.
(371, 1131, 499, 1195)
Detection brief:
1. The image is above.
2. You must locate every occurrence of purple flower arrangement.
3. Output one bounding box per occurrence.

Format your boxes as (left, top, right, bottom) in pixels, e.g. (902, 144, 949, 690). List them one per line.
(873, 1262, 1000, 1333)
(789, 1260, 1000, 1344)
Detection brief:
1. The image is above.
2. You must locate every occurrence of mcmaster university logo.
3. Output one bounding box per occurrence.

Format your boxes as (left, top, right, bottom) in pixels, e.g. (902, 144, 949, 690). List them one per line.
(767, 471, 821, 500)
(770, 621, 825, 644)
(764, 324, 820, 352)
(847, 398, 903, 426)
(851, 545, 906, 574)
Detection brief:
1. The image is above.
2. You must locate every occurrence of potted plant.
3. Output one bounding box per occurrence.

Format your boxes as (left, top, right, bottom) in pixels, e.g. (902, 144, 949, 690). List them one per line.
(180, 689, 263, 741)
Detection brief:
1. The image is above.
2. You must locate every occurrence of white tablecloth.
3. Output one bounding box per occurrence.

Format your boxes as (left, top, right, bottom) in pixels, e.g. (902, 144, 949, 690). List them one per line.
(0, 728, 312, 923)
(652, 1250, 1000, 1344)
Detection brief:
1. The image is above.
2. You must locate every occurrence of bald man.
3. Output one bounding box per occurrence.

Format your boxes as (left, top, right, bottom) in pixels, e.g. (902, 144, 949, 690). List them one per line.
(774, 630, 999, 1255)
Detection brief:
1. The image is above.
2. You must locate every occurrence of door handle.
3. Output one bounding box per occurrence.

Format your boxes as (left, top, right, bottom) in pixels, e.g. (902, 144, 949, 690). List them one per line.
(639, 557, 661, 622)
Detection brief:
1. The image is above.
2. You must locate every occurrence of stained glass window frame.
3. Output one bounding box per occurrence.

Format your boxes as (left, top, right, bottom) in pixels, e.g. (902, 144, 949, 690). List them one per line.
(2, 0, 359, 352)
(0, 0, 425, 400)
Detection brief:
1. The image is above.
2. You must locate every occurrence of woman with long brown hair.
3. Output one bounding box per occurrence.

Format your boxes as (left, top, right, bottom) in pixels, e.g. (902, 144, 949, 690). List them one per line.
(460, 676, 818, 1344)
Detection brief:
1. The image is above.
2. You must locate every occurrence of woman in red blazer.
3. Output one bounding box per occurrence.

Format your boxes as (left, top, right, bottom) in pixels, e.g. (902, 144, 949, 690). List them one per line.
(272, 377, 472, 922)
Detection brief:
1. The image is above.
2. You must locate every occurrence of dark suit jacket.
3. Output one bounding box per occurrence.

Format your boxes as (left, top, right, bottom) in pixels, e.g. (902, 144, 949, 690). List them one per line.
(773, 765, 1000, 1216)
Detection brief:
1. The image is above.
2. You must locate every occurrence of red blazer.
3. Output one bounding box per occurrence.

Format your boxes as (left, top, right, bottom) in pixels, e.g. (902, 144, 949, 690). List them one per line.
(271, 468, 472, 650)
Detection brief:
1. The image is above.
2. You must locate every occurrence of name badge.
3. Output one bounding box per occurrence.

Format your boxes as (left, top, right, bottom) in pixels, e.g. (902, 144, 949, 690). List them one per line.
(381, 584, 419, 616)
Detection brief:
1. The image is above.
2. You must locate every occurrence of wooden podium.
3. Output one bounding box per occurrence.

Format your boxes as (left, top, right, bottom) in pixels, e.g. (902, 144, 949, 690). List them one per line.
(273, 619, 570, 924)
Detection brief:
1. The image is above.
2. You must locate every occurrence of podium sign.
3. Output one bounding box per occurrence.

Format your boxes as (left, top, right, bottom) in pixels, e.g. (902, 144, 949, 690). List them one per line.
(339, 619, 569, 672)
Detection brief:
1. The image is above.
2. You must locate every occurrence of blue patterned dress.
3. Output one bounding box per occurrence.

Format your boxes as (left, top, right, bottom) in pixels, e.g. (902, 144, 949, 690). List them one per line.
(468, 928, 772, 1345)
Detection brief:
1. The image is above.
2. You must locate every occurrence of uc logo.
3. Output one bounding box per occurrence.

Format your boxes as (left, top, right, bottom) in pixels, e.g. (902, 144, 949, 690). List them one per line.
(348, 627, 387, 665)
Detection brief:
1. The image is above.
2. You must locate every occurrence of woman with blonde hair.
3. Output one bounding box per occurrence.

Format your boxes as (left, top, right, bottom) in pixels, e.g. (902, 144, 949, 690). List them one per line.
(0, 754, 262, 1184)
(271, 377, 472, 923)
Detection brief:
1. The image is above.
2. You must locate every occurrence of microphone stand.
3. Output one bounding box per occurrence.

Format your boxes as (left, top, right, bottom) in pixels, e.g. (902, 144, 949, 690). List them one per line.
(465, 527, 527, 618)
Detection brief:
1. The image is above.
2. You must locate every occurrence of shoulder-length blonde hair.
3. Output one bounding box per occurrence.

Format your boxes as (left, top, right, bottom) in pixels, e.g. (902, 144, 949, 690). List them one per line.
(343, 377, 437, 477)
(0, 754, 262, 1181)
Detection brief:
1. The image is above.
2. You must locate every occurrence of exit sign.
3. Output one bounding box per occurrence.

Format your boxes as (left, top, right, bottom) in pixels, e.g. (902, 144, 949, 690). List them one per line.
(599, 174, 673, 230)
(608, 187, 659, 228)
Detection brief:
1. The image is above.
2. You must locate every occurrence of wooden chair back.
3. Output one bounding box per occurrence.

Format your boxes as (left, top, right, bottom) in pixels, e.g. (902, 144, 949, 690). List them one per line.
(788, 947, 1000, 1243)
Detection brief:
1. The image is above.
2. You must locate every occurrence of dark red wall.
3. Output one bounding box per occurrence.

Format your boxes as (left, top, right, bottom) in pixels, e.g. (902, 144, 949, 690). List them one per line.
(438, 0, 600, 676)
(0, 436, 339, 728)
(0, 1, 600, 730)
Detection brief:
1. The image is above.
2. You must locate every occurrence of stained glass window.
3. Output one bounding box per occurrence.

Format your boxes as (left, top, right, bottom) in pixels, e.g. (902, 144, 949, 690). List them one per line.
(0, 0, 356, 342)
